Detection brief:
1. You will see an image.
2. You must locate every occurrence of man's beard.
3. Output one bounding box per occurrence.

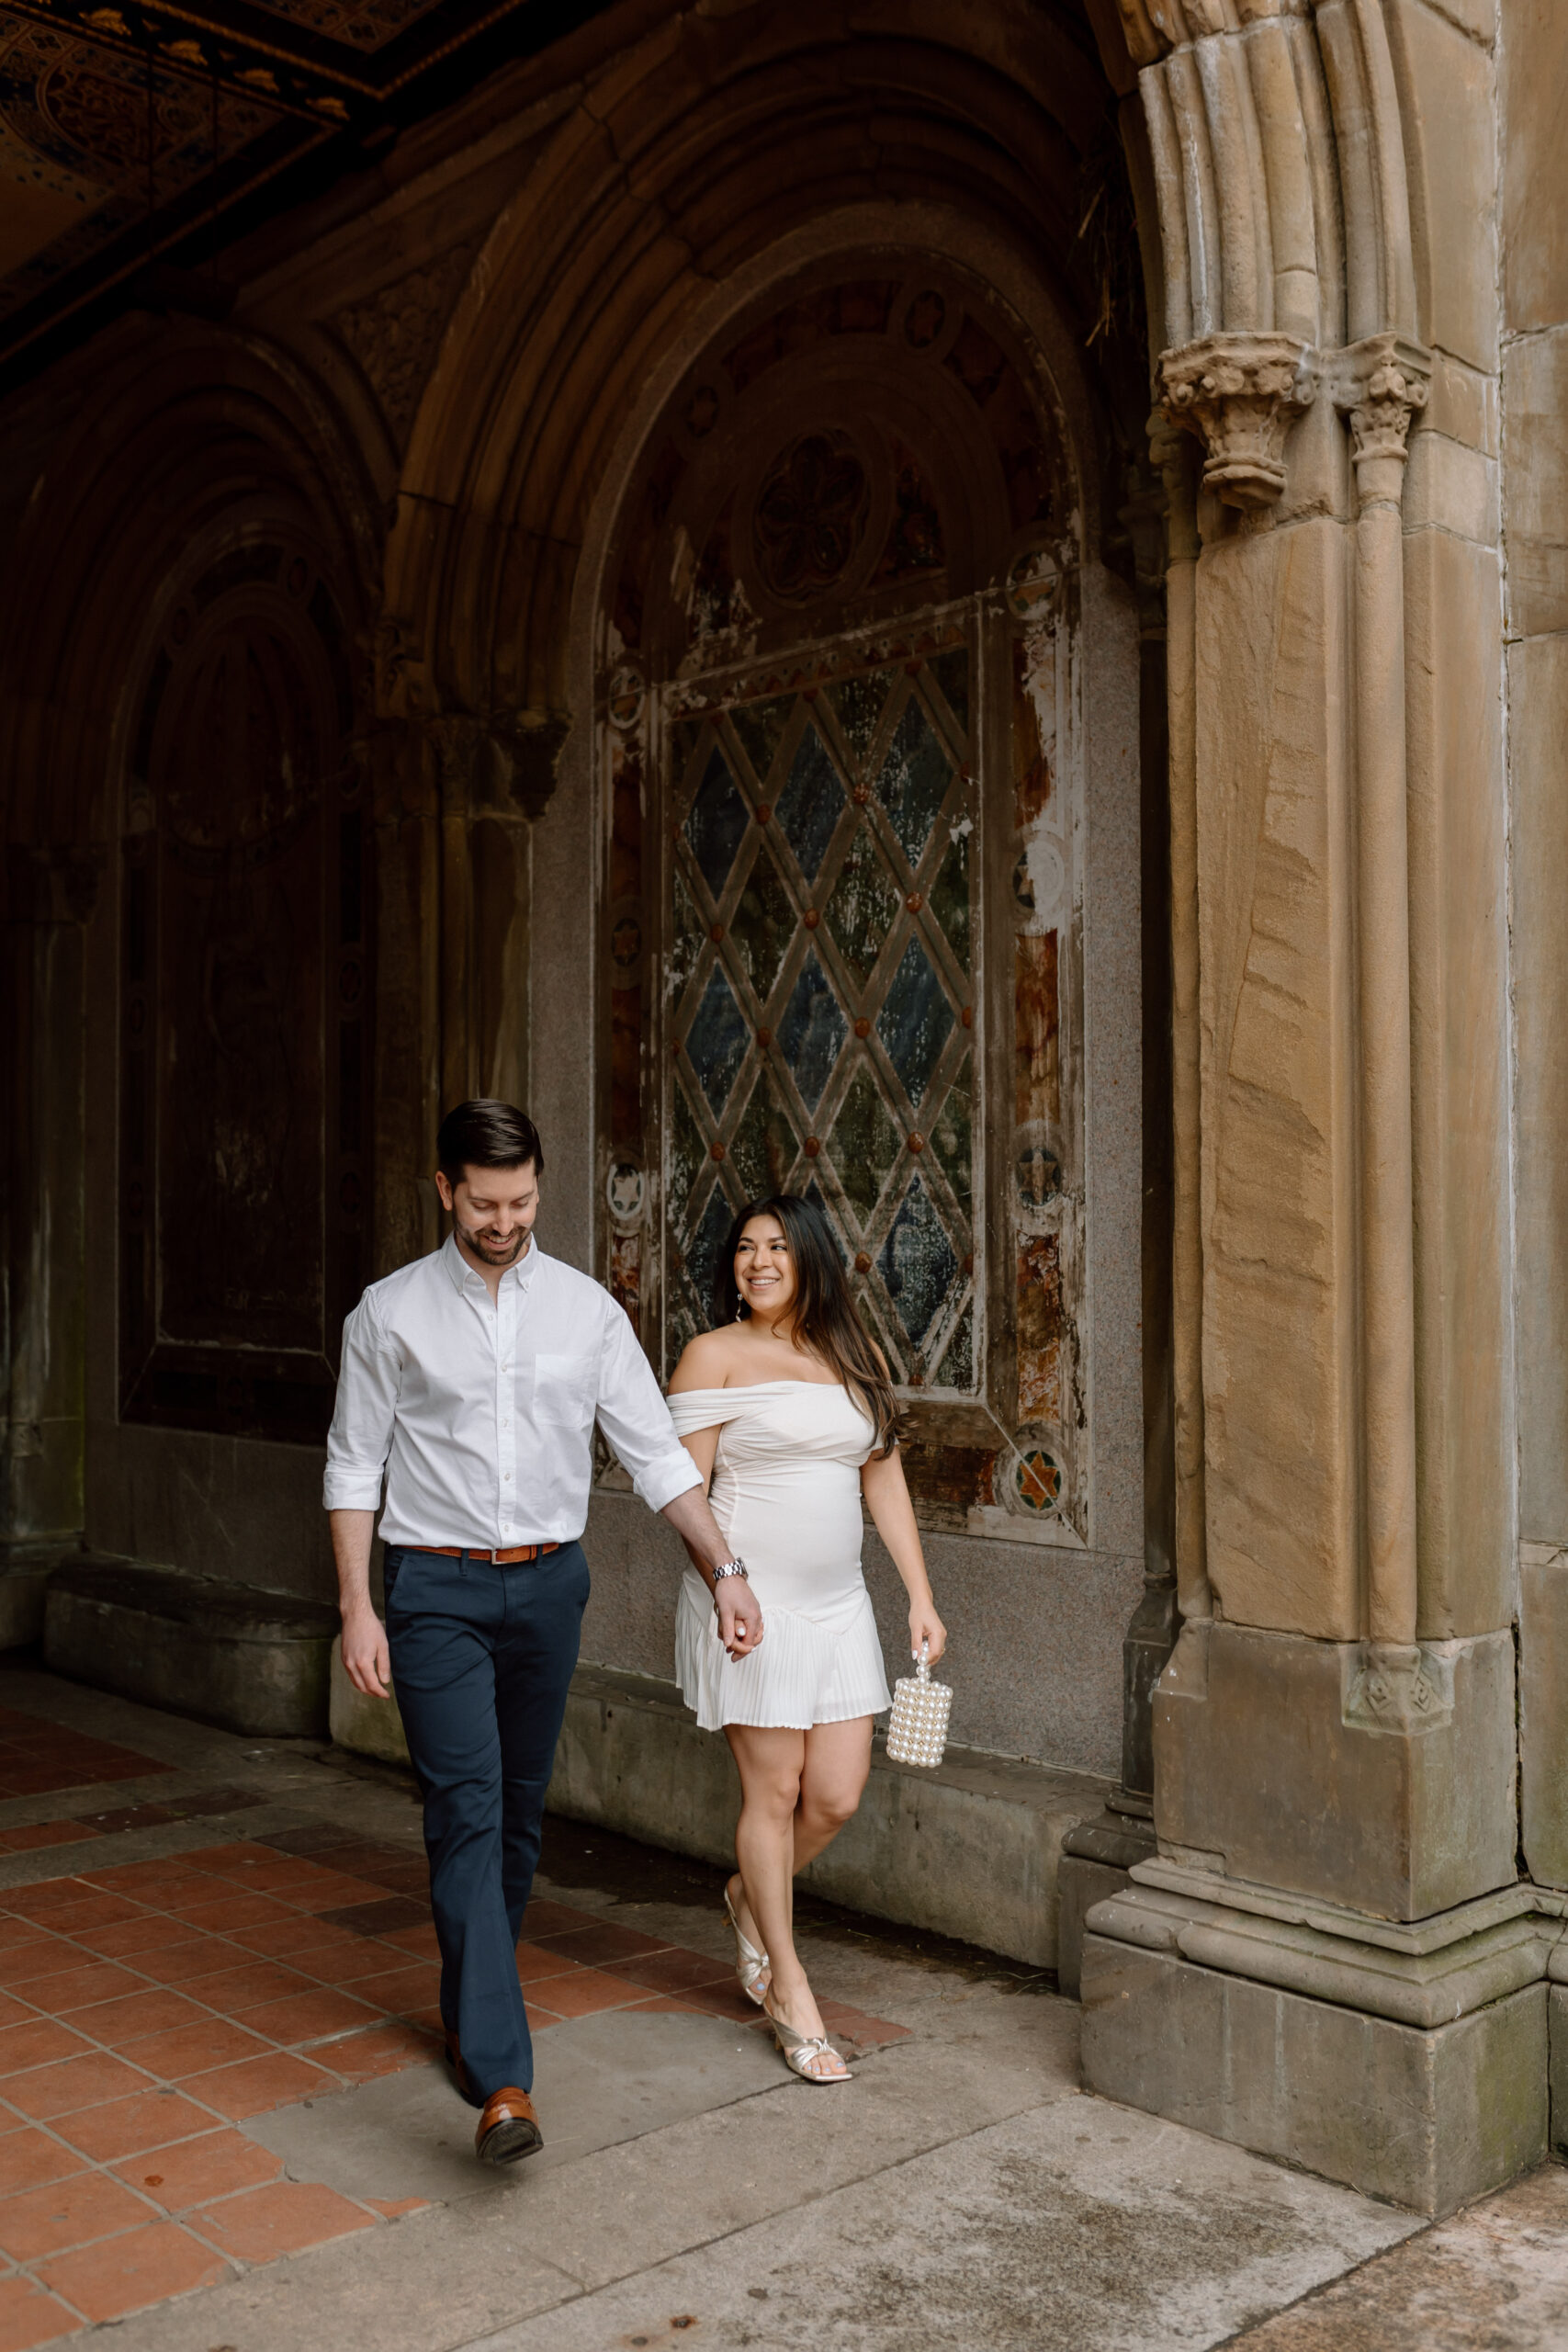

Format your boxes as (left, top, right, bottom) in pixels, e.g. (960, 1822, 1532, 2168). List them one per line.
(456, 1216, 529, 1266)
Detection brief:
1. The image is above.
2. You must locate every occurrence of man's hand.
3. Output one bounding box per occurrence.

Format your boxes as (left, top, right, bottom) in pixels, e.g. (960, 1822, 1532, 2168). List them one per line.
(341, 1601, 391, 1697)
(714, 1576, 763, 1663)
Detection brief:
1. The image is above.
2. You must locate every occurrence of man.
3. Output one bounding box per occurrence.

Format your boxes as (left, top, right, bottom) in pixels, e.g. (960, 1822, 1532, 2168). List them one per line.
(324, 1099, 760, 2165)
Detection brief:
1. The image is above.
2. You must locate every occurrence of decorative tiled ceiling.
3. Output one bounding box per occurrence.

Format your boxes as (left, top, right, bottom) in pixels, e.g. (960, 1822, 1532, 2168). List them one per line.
(0, 0, 564, 378)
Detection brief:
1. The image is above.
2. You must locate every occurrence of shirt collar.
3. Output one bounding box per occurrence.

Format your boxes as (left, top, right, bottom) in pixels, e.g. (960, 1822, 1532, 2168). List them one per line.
(440, 1232, 539, 1295)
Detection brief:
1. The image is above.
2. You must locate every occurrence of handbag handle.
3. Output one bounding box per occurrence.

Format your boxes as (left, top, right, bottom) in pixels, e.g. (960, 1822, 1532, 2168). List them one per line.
(912, 1637, 931, 1683)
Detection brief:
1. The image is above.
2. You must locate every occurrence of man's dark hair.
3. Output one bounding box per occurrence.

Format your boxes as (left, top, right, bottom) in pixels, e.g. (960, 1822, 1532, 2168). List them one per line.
(436, 1100, 544, 1184)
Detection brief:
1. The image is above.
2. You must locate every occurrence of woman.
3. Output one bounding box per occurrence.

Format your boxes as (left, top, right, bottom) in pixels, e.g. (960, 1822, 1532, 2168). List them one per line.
(669, 1193, 946, 2085)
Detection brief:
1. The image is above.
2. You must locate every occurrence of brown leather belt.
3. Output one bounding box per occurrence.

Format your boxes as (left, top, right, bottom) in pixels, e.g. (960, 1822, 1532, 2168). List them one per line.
(409, 1543, 559, 1564)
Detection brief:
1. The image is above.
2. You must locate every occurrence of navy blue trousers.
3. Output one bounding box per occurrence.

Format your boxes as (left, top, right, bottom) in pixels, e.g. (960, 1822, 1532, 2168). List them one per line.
(382, 1542, 589, 2099)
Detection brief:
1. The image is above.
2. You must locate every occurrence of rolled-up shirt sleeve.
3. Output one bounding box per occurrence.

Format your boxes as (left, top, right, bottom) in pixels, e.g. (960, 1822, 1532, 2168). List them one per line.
(594, 1303, 703, 1515)
(323, 1291, 400, 1512)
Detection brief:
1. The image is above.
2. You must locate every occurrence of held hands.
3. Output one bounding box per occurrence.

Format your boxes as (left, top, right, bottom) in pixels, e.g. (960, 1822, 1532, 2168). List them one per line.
(715, 1577, 764, 1663)
(341, 1603, 391, 1698)
(908, 1599, 947, 1666)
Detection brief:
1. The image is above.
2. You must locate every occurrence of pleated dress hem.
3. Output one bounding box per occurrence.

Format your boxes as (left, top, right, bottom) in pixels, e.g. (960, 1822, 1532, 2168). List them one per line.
(676, 1573, 891, 1732)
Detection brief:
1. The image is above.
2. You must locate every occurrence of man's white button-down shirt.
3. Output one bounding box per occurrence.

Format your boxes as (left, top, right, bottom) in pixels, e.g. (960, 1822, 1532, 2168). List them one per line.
(322, 1236, 700, 1548)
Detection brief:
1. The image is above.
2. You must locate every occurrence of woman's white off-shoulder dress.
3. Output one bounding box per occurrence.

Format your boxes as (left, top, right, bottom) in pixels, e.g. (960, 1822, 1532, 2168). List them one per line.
(668, 1382, 893, 1732)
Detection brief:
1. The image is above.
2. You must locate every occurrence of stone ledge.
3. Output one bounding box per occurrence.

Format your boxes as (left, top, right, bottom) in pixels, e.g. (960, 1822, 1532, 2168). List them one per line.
(44, 1556, 340, 1739)
(331, 1645, 1107, 1968)
(0, 1548, 62, 1651)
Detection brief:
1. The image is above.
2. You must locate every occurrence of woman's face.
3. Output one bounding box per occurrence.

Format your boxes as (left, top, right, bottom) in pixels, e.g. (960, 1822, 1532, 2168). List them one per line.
(734, 1215, 797, 1320)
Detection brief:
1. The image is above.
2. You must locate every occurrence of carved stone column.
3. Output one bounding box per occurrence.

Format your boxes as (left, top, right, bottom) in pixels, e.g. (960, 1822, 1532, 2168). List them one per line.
(1158, 333, 1316, 511)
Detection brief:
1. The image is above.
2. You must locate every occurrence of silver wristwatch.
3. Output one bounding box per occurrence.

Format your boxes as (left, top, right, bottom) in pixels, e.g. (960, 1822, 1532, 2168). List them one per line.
(711, 1557, 749, 1589)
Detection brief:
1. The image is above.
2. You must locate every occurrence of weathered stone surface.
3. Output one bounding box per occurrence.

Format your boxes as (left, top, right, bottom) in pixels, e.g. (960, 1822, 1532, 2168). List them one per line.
(0, 1554, 54, 1650)
(1519, 1546, 1568, 1890)
(1389, 0, 1499, 371)
(1154, 1622, 1517, 1919)
(1551, 1983, 1568, 2155)
(1502, 0, 1568, 334)
(44, 1557, 339, 1737)
(1503, 326, 1568, 639)
(1509, 630, 1568, 1546)
(1081, 1932, 1547, 2216)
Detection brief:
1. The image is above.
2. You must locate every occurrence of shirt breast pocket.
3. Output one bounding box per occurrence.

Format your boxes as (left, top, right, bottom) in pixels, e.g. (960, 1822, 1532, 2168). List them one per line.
(535, 1353, 597, 1430)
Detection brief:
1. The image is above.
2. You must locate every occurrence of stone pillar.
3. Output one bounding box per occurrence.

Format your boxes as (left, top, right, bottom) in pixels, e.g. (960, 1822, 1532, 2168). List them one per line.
(1080, 324, 1538, 2218)
(2, 847, 100, 1561)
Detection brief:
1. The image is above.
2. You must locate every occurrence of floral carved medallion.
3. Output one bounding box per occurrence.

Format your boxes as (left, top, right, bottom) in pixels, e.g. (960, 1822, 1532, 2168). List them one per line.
(751, 432, 870, 602)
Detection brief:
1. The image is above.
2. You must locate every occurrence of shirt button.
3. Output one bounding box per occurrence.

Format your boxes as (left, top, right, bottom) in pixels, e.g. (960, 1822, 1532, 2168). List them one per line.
(503, 1472, 512, 1482)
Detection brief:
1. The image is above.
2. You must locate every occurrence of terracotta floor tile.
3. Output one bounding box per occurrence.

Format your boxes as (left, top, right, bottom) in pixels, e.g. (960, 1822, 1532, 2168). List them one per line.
(67, 1917, 197, 1962)
(0, 2128, 87, 2195)
(177, 2052, 334, 2119)
(33, 2218, 227, 2322)
(378, 1923, 442, 1960)
(682, 1981, 773, 2026)
(316, 2023, 438, 2084)
(0, 1886, 90, 1921)
(133, 1939, 247, 1986)
(113, 2127, 281, 2211)
(0, 2021, 94, 2076)
(284, 1872, 408, 1916)
(21, 1898, 140, 1939)
(1, 2051, 153, 2120)
(64, 1991, 208, 2048)
(175, 1960, 313, 2012)
(0, 2168, 153, 2261)
(603, 1947, 734, 1996)
(531, 1922, 670, 1966)
(288, 1937, 414, 1985)
(363, 2196, 428, 2219)
(0, 1921, 57, 1954)
(519, 1900, 598, 1937)
(0, 1944, 74, 1989)
(164, 1894, 292, 1935)
(53, 2089, 217, 2162)
(26, 1964, 150, 2013)
(522, 2000, 563, 2030)
(189, 2178, 374, 2261)
(116, 2019, 271, 2079)
(621, 1996, 709, 2017)
(0, 1824, 99, 1855)
(0, 1997, 30, 2031)
(341, 1962, 440, 2016)
(77, 1860, 197, 1894)
(231, 1988, 378, 2045)
(513, 1940, 581, 1984)
(521, 1967, 641, 2020)
(177, 1843, 276, 1874)
(0, 2272, 81, 2350)
(223, 1915, 366, 1960)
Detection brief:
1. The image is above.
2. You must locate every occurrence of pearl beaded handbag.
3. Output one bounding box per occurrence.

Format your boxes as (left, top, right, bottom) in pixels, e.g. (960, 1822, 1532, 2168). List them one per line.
(886, 1640, 952, 1769)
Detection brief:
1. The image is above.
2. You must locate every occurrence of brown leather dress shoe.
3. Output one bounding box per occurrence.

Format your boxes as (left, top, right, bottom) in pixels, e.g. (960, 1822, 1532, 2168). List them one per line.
(475, 2086, 543, 2165)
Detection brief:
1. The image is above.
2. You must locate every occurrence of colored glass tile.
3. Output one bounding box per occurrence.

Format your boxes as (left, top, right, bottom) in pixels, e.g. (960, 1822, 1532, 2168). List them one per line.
(937, 1300, 974, 1390)
(684, 746, 749, 901)
(668, 1078, 705, 1220)
(729, 841, 794, 1007)
(668, 865, 705, 998)
(773, 720, 843, 882)
(684, 966, 750, 1117)
(776, 952, 847, 1113)
(685, 1185, 737, 1327)
(931, 825, 971, 975)
(824, 829, 898, 988)
(730, 695, 793, 788)
(929, 646, 970, 735)
(876, 938, 954, 1109)
(877, 1176, 958, 1351)
(931, 1058, 973, 1209)
(728, 1066, 798, 1202)
(874, 695, 953, 871)
(826, 667, 892, 761)
(830, 1067, 902, 1224)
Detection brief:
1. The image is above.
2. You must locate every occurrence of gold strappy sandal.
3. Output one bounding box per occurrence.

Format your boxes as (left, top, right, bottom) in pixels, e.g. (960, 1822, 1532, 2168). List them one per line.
(724, 1881, 772, 2007)
(763, 1994, 852, 2084)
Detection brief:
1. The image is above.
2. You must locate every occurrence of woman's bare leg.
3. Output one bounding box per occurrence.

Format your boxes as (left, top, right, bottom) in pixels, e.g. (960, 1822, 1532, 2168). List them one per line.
(725, 1725, 807, 2018)
(793, 1717, 873, 1875)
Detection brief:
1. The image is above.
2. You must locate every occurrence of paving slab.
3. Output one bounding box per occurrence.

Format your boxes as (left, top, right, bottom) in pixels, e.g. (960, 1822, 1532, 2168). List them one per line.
(470, 2095, 1424, 2352)
(243, 2011, 791, 2200)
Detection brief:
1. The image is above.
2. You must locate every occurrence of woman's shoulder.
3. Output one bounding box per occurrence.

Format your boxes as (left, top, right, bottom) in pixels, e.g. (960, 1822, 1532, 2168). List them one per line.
(667, 1328, 742, 1395)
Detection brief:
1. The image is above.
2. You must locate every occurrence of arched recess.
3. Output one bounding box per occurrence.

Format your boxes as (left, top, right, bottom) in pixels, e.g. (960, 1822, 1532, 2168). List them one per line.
(591, 252, 1108, 1550)
(0, 324, 378, 1563)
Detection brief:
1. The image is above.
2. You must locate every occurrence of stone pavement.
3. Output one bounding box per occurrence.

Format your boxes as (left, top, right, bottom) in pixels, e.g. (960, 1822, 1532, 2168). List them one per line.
(0, 1663, 1562, 2351)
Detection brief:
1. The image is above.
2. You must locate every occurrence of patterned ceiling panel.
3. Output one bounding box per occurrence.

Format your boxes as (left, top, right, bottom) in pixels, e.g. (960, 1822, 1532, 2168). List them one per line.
(240, 0, 444, 50)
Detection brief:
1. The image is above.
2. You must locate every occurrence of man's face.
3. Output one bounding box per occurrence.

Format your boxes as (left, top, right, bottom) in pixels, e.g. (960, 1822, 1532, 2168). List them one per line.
(435, 1162, 540, 1269)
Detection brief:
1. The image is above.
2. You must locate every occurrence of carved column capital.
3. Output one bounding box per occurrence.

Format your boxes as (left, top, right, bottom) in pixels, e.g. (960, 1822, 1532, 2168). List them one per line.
(1158, 333, 1317, 512)
(1331, 334, 1431, 480)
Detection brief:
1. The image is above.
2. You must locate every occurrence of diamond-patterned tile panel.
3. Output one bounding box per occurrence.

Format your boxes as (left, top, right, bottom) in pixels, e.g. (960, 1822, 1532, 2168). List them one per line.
(729, 842, 794, 1007)
(877, 1177, 959, 1351)
(875, 938, 954, 1109)
(728, 1067, 798, 1203)
(937, 1299, 974, 1388)
(684, 967, 750, 1118)
(825, 831, 899, 989)
(928, 645, 970, 733)
(685, 1185, 737, 1323)
(875, 696, 953, 871)
(931, 825, 971, 975)
(730, 695, 793, 788)
(776, 954, 847, 1114)
(830, 1068, 902, 1223)
(826, 667, 892, 759)
(684, 747, 749, 900)
(931, 1058, 973, 1208)
(773, 722, 843, 883)
(667, 1080, 705, 1221)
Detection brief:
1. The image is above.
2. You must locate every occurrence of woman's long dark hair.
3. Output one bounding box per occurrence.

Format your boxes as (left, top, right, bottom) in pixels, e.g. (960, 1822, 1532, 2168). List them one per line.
(715, 1194, 901, 1456)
